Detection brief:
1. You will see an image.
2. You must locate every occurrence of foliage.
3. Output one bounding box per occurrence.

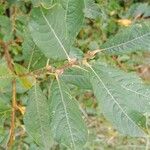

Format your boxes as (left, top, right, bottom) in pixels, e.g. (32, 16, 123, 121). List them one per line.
(0, 0, 150, 149)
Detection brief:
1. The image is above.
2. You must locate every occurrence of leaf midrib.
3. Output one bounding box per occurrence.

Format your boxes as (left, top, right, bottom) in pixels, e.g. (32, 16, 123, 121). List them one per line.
(34, 84, 47, 148)
(101, 32, 150, 52)
(40, 8, 70, 60)
(57, 78, 76, 149)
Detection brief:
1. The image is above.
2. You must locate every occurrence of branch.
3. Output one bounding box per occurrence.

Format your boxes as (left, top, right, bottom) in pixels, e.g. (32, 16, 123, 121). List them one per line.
(0, 40, 14, 72)
(7, 79, 16, 149)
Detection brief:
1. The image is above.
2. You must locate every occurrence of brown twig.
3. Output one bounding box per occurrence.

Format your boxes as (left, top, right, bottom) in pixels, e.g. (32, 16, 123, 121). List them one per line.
(0, 40, 14, 72)
(7, 79, 16, 149)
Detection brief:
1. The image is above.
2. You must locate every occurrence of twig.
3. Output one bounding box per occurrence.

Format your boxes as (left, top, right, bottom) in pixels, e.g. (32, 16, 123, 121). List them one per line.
(7, 79, 16, 149)
(0, 40, 14, 71)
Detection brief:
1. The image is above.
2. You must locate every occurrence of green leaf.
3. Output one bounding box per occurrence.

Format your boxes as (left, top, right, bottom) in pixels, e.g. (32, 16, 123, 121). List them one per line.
(29, 5, 70, 60)
(14, 63, 35, 90)
(0, 98, 11, 123)
(0, 96, 11, 134)
(0, 100, 10, 116)
(31, 0, 53, 8)
(84, 0, 102, 19)
(22, 30, 47, 70)
(125, 3, 150, 18)
(53, 0, 67, 9)
(66, 0, 84, 44)
(88, 63, 148, 137)
(49, 79, 88, 149)
(69, 47, 84, 60)
(61, 66, 92, 90)
(128, 110, 146, 129)
(24, 84, 53, 149)
(101, 22, 150, 54)
(0, 62, 14, 92)
(0, 15, 13, 41)
(95, 63, 150, 114)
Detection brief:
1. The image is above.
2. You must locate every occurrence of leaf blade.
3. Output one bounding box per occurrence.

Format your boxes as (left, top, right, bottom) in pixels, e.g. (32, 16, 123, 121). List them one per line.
(49, 79, 88, 149)
(0, 61, 14, 92)
(101, 22, 150, 54)
(31, 0, 53, 8)
(84, 0, 102, 19)
(66, 0, 84, 44)
(24, 84, 52, 149)
(29, 5, 70, 60)
(89, 63, 147, 137)
(61, 66, 92, 90)
(98, 64, 150, 113)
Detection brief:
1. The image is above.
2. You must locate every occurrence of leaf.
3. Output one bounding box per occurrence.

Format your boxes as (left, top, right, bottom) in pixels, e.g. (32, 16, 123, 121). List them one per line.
(29, 5, 70, 60)
(0, 15, 13, 41)
(61, 66, 92, 90)
(69, 47, 84, 60)
(22, 30, 47, 70)
(125, 3, 150, 18)
(101, 21, 150, 54)
(0, 96, 11, 129)
(0, 62, 14, 92)
(88, 63, 148, 137)
(83, 0, 102, 19)
(54, 0, 67, 9)
(66, 0, 84, 44)
(24, 84, 53, 149)
(128, 110, 146, 129)
(49, 79, 88, 149)
(0, 98, 11, 116)
(31, 0, 53, 8)
(96, 63, 150, 114)
(14, 63, 35, 89)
